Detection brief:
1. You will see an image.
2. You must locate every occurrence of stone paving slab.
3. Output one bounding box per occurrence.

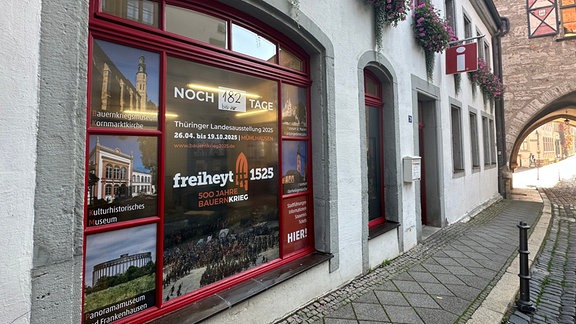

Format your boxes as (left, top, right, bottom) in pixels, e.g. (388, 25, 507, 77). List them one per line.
(275, 197, 543, 324)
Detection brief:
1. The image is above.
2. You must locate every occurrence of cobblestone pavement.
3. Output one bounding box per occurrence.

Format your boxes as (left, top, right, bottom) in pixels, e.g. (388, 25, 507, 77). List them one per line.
(275, 198, 543, 324)
(507, 178, 576, 324)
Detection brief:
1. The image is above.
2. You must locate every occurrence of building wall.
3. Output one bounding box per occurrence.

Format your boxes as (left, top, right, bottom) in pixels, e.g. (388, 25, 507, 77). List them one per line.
(1, 0, 501, 323)
(30, 0, 88, 323)
(0, 2, 42, 323)
(493, 0, 576, 166)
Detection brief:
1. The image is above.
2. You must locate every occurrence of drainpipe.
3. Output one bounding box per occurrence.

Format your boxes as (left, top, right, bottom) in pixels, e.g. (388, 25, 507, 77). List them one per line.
(486, 0, 510, 197)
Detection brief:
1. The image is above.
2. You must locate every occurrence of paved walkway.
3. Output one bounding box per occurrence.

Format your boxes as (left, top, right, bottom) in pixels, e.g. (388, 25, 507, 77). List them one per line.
(507, 180, 576, 324)
(276, 195, 544, 323)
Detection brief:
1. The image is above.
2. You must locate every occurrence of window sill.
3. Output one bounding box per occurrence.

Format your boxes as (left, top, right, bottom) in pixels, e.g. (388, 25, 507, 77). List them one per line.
(368, 221, 400, 240)
(150, 252, 332, 323)
(452, 169, 465, 178)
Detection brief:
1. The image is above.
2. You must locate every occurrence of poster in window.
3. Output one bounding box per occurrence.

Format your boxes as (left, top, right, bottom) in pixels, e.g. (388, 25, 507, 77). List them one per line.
(281, 196, 312, 255)
(90, 39, 159, 130)
(83, 224, 156, 324)
(86, 135, 158, 226)
(281, 84, 307, 137)
(282, 140, 308, 195)
(163, 56, 279, 298)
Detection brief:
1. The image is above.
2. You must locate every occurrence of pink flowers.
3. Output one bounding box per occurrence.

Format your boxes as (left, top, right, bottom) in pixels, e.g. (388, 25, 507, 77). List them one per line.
(470, 58, 504, 98)
(412, 1, 457, 53)
(412, 1, 458, 79)
(367, 0, 411, 49)
(367, 0, 411, 27)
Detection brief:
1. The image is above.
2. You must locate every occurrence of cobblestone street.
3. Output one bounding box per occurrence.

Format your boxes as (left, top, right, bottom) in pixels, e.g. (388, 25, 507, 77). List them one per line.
(507, 178, 576, 324)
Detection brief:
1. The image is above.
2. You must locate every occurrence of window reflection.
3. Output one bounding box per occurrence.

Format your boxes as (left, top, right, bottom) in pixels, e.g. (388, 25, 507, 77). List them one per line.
(365, 76, 379, 97)
(231, 24, 277, 63)
(279, 47, 303, 71)
(165, 5, 228, 48)
(101, 0, 159, 27)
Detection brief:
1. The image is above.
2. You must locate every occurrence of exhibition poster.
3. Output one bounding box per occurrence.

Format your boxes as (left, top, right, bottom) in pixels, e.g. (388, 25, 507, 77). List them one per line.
(282, 140, 308, 195)
(281, 84, 307, 137)
(162, 56, 280, 298)
(281, 195, 311, 254)
(83, 224, 156, 324)
(86, 135, 158, 227)
(90, 40, 159, 130)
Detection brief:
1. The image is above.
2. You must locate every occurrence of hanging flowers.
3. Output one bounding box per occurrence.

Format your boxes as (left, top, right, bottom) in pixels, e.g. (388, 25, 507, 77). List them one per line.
(412, 1, 457, 79)
(469, 58, 504, 99)
(366, 0, 411, 48)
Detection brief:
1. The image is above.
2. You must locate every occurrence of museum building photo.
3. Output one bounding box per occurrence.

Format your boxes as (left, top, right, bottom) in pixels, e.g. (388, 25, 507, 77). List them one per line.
(1, 0, 505, 323)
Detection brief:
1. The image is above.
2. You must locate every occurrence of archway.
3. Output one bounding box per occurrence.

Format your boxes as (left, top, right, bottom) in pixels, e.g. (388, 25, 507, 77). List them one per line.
(509, 92, 576, 171)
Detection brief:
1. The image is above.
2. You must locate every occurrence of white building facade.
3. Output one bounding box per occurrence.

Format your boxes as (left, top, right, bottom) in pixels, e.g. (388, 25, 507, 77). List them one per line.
(0, 1, 503, 323)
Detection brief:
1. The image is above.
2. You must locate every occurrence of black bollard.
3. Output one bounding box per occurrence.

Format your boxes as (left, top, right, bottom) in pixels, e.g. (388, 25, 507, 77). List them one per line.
(516, 221, 536, 313)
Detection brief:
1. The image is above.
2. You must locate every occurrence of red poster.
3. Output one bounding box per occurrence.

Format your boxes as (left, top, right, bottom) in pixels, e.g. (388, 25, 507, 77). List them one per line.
(281, 196, 312, 254)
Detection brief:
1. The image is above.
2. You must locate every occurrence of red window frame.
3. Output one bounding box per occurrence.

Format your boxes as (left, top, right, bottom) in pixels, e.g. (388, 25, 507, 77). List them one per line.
(364, 70, 386, 227)
(83, 1, 314, 323)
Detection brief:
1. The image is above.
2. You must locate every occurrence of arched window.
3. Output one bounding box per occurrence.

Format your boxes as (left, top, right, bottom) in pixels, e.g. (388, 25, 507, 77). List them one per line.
(120, 167, 127, 179)
(105, 164, 113, 178)
(113, 166, 120, 179)
(105, 184, 112, 196)
(364, 69, 385, 227)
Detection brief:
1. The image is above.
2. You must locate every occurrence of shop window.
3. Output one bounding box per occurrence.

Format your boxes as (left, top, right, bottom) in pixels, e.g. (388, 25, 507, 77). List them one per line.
(469, 112, 480, 168)
(364, 70, 385, 227)
(101, 0, 159, 27)
(97, 2, 305, 72)
(279, 47, 304, 71)
(451, 105, 464, 172)
(165, 5, 228, 48)
(231, 24, 277, 62)
(85, 1, 312, 323)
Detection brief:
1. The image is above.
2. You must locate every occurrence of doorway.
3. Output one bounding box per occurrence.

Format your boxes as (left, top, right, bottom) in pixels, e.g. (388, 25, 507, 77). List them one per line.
(418, 98, 442, 228)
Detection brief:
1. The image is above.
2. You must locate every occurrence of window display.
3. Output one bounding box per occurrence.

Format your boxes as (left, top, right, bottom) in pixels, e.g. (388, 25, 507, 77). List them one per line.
(85, 2, 312, 322)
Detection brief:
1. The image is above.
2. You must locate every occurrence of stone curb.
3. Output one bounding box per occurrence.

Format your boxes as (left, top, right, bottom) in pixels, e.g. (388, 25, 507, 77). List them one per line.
(466, 190, 552, 324)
